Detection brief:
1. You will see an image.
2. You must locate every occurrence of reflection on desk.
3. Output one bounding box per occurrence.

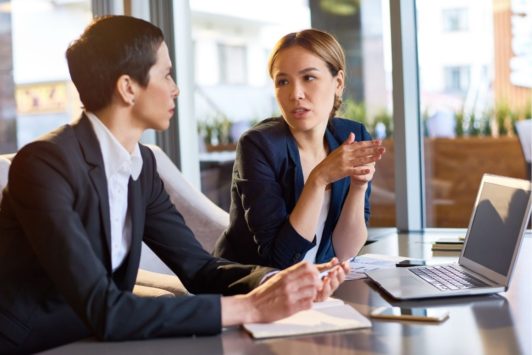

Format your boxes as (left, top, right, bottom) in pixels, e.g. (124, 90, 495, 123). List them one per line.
(40, 230, 532, 355)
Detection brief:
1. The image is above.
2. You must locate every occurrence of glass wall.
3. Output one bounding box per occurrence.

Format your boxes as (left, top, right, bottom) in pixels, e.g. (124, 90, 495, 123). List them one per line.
(417, 0, 531, 227)
(190, 0, 395, 227)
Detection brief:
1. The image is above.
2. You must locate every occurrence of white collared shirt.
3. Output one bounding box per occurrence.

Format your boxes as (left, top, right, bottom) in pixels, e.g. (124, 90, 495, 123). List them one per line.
(86, 112, 143, 271)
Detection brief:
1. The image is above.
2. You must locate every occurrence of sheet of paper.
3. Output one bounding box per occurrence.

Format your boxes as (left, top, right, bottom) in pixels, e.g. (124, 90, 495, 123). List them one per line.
(346, 253, 410, 280)
(243, 298, 371, 339)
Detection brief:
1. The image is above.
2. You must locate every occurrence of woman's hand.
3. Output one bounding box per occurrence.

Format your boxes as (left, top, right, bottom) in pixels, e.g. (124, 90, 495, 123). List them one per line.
(231, 261, 320, 324)
(221, 259, 349, 326)
(314, 257, 349, 302)
(350, 162, 376, 188)
(309, 133, 385, 188)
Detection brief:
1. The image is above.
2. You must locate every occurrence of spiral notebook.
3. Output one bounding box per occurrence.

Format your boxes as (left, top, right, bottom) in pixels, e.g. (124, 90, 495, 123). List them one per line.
(243, 298, 371, 339)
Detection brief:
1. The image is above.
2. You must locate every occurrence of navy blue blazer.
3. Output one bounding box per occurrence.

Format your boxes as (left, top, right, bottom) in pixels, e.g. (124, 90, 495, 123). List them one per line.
(213, 117, 372, 269)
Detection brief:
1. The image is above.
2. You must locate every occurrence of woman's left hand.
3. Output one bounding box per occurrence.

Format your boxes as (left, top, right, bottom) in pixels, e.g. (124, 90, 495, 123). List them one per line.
(350, 162, 376, 187)
(314, 257, 350, 302)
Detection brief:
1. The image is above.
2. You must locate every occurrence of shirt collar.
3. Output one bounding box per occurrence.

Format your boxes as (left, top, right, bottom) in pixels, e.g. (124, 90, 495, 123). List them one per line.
(85, 111, 143, 181)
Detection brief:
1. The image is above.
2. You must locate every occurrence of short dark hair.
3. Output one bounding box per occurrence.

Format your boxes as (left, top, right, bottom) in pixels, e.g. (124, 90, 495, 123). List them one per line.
(66, 15, 164, 112)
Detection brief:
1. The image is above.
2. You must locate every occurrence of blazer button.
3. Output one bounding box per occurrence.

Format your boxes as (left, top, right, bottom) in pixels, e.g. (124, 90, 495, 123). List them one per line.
(293, 253, 301, 262)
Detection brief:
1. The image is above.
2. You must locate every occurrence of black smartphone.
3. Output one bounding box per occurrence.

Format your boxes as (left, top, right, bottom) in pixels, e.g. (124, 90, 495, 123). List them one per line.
(395, 259, 426, 267)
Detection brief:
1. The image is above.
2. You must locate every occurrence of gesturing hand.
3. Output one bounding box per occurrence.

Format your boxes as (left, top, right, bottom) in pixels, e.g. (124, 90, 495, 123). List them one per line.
(310, 133, 385, 188)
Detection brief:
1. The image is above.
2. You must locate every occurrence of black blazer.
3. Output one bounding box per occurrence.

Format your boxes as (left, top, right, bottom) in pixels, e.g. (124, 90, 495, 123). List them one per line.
(0, 114, 270, 353)
(214, 117, 372, 269)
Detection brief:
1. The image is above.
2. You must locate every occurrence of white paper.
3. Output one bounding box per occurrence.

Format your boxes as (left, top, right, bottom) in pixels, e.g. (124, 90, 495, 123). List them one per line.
(243, 298, 371, 339)
(346, 253, 410, 280)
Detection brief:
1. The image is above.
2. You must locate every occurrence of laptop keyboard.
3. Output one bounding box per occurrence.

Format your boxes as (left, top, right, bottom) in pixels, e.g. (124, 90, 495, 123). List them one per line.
(410, 264, 489, 291)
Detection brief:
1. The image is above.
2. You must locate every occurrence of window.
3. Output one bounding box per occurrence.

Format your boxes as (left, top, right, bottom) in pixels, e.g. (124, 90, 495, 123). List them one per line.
(444, 66, 470, 92)
(218, 43, 247, 85)
(0, 0, 92, 154)
(419, 0, 530, 227)
(190, 0, 395, 228)
(442, 8, 468, 32)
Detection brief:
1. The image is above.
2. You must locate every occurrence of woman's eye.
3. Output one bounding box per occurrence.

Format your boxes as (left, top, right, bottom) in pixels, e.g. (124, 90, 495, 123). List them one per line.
(276, 79, 288, 86)
(304, 75, 316, 81)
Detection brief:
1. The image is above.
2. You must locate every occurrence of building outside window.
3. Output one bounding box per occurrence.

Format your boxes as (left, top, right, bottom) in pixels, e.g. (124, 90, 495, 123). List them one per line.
(218, 43, 247, 85)
(444, 65, 470, 92)
(442, 8, 469, 32)
(418, 0, 530, 227)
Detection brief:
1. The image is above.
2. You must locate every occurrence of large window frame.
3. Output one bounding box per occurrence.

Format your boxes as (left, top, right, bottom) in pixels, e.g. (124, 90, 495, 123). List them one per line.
(93, 0, 427, 231)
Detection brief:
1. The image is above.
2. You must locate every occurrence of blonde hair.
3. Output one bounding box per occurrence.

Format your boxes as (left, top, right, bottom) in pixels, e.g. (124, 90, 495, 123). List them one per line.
(267, 29, 346, 118)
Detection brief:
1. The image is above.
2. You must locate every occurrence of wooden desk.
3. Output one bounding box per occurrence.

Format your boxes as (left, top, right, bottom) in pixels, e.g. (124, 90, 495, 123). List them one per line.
(40, 230, 532, 355)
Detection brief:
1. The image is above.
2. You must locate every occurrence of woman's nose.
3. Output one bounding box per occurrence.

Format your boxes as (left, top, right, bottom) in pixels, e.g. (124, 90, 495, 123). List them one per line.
(290, 83, 304, 101)
(172, 82, 180, 99)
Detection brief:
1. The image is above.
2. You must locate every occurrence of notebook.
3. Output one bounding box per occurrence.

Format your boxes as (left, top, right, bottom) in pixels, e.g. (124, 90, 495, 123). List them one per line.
(366, 174, 532, 300)
(243, 298, 371, 339)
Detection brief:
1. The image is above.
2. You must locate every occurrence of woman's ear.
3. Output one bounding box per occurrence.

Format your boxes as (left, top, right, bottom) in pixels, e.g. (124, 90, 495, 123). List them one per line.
(335, 69, 345, 96)
(115, 74, 137, 106)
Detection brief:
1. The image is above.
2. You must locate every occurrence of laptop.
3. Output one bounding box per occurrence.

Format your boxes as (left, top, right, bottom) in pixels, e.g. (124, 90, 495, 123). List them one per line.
(366, 174, 532, 300)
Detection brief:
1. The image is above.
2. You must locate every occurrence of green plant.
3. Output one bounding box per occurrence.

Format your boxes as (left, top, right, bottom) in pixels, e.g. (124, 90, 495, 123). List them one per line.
(215, 116, 232, 144)
(494, 102, 510, 136)
(454, 109, 464, 137)
(524, 99, 532, 119)
(197, 115, 233, 146)
(468, 113, 481, 137)
(422, 107, 430, 137)
(480, 112, 492, 137)
(339, 98, 367, 126)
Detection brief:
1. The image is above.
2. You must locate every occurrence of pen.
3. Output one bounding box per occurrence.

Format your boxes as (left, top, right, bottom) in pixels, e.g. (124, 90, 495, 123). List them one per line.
(319, 265, 340, 279)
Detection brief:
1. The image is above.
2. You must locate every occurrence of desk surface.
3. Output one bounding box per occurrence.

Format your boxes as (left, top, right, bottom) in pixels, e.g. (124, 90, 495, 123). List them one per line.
(41, 230, 532, 355)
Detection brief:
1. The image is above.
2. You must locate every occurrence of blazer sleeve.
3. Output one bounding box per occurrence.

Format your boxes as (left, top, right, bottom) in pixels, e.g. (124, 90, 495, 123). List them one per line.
(233, 131, 314, 269)
(140, 147, 272, 296)
(7, 142, 268, 341)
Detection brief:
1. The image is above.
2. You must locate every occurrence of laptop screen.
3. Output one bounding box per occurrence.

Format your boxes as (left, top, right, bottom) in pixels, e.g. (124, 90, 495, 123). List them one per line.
(462, 181, 531, 276)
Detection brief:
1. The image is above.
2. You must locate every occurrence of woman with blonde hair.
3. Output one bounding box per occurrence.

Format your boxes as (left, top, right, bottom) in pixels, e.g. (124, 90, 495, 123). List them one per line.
(214, 29, 385, 269)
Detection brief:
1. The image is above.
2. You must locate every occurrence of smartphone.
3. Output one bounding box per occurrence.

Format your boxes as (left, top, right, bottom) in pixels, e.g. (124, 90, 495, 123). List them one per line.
(395, 259, 426, 267)
(370, 307, 449, 322)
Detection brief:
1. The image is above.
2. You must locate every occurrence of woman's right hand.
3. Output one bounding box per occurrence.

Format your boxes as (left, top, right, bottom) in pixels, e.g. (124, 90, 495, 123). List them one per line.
(221, 261, 321, 325)
(309, 132, 385, 188)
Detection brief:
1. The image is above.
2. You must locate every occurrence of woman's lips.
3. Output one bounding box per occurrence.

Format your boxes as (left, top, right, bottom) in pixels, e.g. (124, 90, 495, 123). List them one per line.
(292, 107, 309, 118)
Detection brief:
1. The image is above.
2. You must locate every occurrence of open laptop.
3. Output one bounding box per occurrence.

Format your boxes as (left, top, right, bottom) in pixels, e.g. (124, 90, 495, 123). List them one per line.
(366, 174, 532, 300)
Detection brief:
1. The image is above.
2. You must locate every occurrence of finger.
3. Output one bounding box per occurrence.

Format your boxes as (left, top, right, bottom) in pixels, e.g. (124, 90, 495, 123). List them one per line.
(343, 132, 355, 145)
(316, 277, 332, 301)
(347, 139, 383, 149)
(349, 154, 382, 167)
(316, 257, 339, 272)
(348, 145, 385, 159)
(350, 165, 372, 175)
(340, 261, 350, 273)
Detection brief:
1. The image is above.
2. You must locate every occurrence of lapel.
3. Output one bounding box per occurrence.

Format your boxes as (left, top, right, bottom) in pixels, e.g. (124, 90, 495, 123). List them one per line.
(72, 114, 113, 270)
